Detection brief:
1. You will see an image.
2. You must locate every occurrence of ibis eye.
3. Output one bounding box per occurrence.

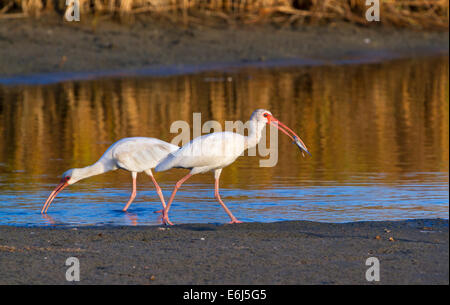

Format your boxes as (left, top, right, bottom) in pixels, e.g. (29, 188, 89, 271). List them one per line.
(263, 113, 268, 117)
(65, 176, 70, 181)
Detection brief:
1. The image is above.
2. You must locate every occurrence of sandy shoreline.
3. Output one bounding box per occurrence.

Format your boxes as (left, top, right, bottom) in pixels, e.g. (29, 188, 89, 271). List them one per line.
(0, 17, 448, 84)
(0, 219, 447, 284)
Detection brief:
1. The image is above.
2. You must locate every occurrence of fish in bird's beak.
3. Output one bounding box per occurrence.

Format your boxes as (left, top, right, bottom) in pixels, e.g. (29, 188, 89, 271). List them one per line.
(41, 179, 69, 214)
(267, 115, 311, 157)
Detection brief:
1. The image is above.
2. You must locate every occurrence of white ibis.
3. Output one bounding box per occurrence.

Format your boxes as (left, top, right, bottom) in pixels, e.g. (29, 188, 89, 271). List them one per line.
(155, 109, 310, 225)
(41, 137, 179, 214)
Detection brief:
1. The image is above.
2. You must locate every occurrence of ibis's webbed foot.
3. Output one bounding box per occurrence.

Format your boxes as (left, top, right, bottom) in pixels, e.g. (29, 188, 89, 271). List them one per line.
(162, 216, 174, 226)
(228, 218, 243, 224)
(159, 210, 173, 226)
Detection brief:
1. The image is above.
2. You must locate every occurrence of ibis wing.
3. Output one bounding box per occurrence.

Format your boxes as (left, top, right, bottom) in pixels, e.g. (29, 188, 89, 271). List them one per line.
(155, 132, 246, 172)
(111, 138, 179, 172)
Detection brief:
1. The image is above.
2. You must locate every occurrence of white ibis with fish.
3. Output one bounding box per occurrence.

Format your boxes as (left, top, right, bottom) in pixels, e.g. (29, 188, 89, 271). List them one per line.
(155, 109, 310, 225)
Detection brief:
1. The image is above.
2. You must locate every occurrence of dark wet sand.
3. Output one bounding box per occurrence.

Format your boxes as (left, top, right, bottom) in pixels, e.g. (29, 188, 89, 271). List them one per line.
(0, 16, 448, 81)
(0, 219, 447, 284)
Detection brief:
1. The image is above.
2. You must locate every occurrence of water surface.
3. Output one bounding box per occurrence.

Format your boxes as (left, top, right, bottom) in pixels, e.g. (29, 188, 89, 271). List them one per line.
(0, 56, 448, 226)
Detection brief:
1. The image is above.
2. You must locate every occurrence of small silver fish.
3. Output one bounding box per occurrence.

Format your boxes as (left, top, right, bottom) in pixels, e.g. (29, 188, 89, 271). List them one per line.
(293, 136, 311, 157)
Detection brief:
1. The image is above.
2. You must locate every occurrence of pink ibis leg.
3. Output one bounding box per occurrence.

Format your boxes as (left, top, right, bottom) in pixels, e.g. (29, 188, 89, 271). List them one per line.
(148, 174, 168, 222)
(214, 177, 242, 224)
(122, 172, 137, 212)
(162, 173, 192, 225)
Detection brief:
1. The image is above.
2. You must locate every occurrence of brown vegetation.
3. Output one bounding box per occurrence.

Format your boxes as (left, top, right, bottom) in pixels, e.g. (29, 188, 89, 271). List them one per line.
(0, 0, 448, 29)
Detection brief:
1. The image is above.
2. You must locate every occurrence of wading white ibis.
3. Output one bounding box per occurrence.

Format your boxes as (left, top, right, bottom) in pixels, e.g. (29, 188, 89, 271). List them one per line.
(155, 109, 310, 225)
(41, 137, 179, 214)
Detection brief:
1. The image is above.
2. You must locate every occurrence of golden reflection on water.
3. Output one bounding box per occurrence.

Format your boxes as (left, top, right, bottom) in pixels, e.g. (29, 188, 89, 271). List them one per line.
(0, 56, 448, 194)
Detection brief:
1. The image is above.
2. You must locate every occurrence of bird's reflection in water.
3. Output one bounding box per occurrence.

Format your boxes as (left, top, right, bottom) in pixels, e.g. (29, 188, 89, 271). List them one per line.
(41, 213, 56, 225)
(124, 212, 138, 226)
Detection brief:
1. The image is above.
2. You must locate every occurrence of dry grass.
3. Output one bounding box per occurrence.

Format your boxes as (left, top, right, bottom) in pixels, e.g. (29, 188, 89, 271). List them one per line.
(0, 0, 448, 29)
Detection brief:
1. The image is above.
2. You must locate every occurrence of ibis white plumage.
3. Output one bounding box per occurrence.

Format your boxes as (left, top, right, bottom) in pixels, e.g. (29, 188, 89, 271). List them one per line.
(155, 109, 310, 225)
(41, 137, 179, 214)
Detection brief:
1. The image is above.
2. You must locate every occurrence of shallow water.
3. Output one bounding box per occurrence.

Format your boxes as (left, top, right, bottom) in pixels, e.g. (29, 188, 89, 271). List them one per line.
(0, 56, 448, 226)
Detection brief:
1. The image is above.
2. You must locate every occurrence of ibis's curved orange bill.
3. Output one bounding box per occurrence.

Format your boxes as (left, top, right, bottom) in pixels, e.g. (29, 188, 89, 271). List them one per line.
(41, 180, 68, 214)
